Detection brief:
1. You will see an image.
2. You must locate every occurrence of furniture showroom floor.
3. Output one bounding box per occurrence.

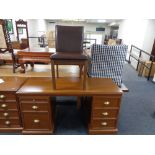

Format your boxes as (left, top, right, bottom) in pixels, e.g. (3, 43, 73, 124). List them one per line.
(0, 64, 155, 135)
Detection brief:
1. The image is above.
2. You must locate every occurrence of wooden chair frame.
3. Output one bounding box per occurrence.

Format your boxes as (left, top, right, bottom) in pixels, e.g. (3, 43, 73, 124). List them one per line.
(0, 19, 20, 73)
(51, 59, 88, 90)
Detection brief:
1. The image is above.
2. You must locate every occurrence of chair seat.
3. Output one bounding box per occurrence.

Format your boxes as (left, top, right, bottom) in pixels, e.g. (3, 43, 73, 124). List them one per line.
(51, 52, 88, 60)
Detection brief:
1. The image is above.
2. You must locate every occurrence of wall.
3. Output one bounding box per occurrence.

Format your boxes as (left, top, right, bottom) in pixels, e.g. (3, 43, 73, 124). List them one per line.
(9, 19, 110, 46)
(142, 20, 155, 54)
(47, 20, 111, 43)
(10, 19, 47, 40)
(118, 19, 155, 68)
(118, 19, 148, 49)
(47, 21, 110, 34)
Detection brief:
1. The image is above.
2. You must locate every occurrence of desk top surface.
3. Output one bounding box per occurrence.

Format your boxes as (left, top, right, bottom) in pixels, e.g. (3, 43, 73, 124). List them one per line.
(17, 77, 122, 95)
(0, 77, 27, 92)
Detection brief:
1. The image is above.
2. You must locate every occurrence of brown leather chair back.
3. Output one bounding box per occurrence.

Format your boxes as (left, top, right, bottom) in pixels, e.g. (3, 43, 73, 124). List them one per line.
(55, 25, 84, 53)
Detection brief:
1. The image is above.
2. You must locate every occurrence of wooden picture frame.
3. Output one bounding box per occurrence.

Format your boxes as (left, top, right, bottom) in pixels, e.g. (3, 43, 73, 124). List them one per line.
(6, 19, 14, 34)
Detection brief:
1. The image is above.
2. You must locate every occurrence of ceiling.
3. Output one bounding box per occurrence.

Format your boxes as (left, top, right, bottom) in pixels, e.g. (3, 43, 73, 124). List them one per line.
(46, 19, 122, 26)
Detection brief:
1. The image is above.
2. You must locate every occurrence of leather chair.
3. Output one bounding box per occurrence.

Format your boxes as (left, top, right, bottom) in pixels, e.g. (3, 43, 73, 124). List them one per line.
(50, 25, 88, 89)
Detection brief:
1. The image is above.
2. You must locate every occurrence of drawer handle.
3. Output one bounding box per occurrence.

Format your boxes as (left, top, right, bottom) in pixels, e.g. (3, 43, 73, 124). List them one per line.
(33, 119, 40, 123)
(104, 101, 110, 105)
(3, 112, 9, 117)
(0, 95, 6, 99)
(1, 104, 7, 108)
(5, 121, 11, 125)
(102, 112, 109, 116)
(33, 99, 36, 102)
(101, 122, 107, 126)
(32, 105, 38, 110)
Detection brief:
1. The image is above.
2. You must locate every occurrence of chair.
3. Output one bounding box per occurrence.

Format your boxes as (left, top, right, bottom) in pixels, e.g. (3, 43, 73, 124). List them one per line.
(87, 44, 128, 87)
(50, 25, 88, 89)
(0, 19, 20, 73)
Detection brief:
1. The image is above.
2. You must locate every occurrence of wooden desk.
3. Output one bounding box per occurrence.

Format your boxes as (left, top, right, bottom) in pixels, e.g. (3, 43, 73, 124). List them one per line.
(0, 77, 27, 132)
(17, 48, 55, 73)
(16, 77, 122, 134)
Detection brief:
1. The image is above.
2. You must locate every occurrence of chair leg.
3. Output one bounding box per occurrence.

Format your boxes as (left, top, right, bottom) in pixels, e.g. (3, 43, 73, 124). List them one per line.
(79, 65, 83, 78)
(77, 97, 81, 109)
(56, 65, 59, 78)
(83, 61, 88, 90)
(13, 64, 16, 73)
(51, 61, 56, 89)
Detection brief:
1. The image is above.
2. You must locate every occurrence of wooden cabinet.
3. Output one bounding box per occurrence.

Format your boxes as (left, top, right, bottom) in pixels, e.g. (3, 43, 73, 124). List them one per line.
(0, 77, 27, 132)
(88, 95, 121, 134)
(18, 96, 54, 134)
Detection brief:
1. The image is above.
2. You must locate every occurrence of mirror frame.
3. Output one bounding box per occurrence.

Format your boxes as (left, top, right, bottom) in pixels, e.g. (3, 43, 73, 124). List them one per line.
(15, 19, 29, 47)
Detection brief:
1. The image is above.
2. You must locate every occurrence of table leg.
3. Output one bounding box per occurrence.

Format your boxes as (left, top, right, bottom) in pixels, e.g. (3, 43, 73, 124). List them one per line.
(20, 63, 25, 73)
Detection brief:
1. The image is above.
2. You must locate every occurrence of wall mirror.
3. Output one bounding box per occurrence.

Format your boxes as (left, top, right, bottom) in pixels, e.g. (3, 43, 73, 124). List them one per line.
(15, 19, 29, 49)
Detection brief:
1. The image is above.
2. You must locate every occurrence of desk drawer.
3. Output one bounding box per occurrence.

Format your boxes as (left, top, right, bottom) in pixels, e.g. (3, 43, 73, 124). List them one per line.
(19, 96, 49, 103)
(0, 94, 16, 102)
(92, 109, 119, 118)
(0, 119, 20, 128)
(0, 102, 18, 110)
(22, 112, 52, 130)
(92, 96, 120, 108)
(20, 103, 49, 112)
(0, 111, 19, 119)
(90, 119, 117, 129)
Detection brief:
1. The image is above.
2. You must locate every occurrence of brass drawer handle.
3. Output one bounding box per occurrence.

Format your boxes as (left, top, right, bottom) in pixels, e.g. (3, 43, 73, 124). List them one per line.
(104, 101, 110, 105)
(32, 105, 38, 110)
(1, 104, 7, 108)
(101, 122, 107, 126)
(5, 121, 11, 125)
(33, 119, 40, 123)
(33, 99, 36, 102)
(102, 112, 109, 116)
(0, 95, 6, 99)
(3, 112, 9, 117)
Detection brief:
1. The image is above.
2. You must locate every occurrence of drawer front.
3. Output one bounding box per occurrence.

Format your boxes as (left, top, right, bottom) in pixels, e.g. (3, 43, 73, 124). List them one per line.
(0, 111, 19, 119)
(22, 112, 52, 130)
(0, 94, 16, 102)
(92, 109, 119, 118)
(20, 103, 49, 112)
(19, 96, 49, 103)
(0, 119, 20, 128)
(92, 96, 120, 108)
(90, 119, 117, 129)
(0, 102, 18, 110)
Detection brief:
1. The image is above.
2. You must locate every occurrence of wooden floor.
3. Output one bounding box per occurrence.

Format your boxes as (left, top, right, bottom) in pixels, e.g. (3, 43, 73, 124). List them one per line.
(0, 64, 80, 77)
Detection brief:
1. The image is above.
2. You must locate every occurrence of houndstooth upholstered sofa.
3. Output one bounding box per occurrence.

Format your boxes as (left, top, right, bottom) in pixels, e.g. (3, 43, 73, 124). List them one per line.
(87, 44, 128, 87)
